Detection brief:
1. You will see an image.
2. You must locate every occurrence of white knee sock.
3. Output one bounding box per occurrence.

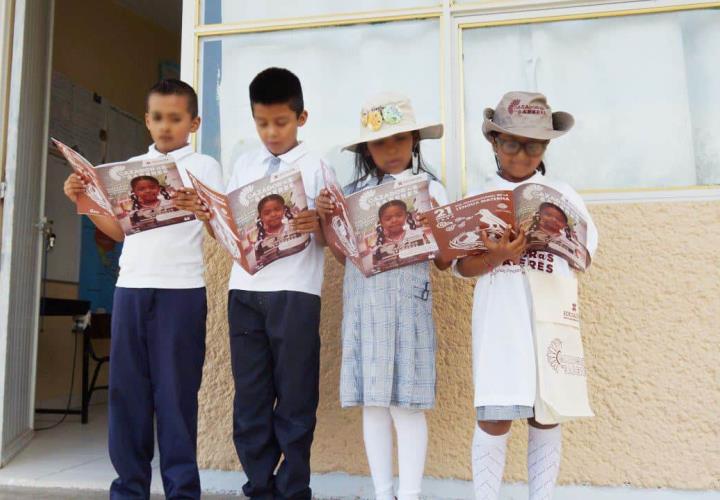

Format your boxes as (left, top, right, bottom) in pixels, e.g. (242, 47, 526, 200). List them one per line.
(389, 407, 427, 500)
(472, 424, 508, 500)
(363, 407, 395, 500)
(527, 425, 562, 500)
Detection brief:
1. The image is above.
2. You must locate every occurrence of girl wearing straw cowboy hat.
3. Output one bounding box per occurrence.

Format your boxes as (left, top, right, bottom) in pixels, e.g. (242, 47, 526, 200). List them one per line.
(317, 92, 451, 500)
(455, 92, 599, 500)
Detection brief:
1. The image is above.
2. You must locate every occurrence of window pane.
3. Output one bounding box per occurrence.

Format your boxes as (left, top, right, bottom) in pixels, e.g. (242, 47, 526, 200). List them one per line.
(198, 19, 442, 187)
(461, 9, 720, 193)
(201, 0, 441, 25)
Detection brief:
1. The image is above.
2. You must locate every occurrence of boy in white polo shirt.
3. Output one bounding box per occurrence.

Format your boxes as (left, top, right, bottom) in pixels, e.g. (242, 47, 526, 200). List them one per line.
(224, 68, 326, 500)
(63, 79, 222, 500)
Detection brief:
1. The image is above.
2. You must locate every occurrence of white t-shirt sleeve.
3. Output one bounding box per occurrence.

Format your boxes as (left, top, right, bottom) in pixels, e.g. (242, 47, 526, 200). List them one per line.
(225, 155, 245, 194)
(200, 157, 224, 192)
(428, 179, 449, 207)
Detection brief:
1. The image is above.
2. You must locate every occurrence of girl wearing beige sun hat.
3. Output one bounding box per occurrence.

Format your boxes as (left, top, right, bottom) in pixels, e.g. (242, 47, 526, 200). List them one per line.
(318, 92, 449, 500)
(456, 91, 599, 500)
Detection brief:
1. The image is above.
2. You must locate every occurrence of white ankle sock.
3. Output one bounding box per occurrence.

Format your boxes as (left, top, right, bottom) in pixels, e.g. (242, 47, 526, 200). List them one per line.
(527, 425, 562, 500)
(471, 425, 508, 500)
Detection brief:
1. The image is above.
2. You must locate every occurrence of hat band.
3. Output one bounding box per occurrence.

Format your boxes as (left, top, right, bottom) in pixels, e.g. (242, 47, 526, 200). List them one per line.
(361, 104, 404, 132)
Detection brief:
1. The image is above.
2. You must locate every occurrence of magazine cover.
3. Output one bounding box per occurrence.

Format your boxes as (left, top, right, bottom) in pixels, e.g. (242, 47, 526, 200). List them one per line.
(423, 191, 515, 261)
(52, 138, 114, 217)
(227, 169, 310, 274)
(187, 172, 245, 267)
(513, 183, 590, 271)
(425, 183, 590, 271)
(322, 172, 438, 276)
(94, 158, 192, 236)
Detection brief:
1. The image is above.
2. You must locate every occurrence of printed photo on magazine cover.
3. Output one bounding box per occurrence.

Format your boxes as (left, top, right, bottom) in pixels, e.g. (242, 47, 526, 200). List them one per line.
(513, 183, 590, 271)
(344, 176, 438, 276)
(94, 158, 193, 235)
(228, 169, 310, 274)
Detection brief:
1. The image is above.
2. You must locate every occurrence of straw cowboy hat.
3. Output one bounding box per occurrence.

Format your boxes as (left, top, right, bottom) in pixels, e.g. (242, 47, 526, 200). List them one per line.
(342, 92, 443, 152)
(482, 91, 574, 142)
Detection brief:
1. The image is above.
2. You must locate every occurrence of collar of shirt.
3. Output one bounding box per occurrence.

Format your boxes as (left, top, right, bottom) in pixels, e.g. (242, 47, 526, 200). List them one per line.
(146, 143, 194, 162)
(373, 168, 423, 186)
(258, 141, 308, 169)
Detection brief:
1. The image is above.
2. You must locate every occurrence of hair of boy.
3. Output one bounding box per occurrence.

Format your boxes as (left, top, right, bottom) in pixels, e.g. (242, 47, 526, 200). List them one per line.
(129, 175, 170, 210)
(375, 199, 416, 247)
(256, 193, 294, 241)
(249, 67, 304, 117)
(350, 131, 438, 192)
(146, 79, 199, 118)
(490, 131, 547, 176)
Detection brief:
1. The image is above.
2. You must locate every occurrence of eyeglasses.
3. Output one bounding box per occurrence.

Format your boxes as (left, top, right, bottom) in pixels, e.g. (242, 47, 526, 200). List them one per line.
(494, 136, 548, 157)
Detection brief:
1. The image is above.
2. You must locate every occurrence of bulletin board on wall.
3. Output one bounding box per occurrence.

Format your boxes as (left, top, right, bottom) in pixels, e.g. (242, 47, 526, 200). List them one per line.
(45, 72, 149, 311)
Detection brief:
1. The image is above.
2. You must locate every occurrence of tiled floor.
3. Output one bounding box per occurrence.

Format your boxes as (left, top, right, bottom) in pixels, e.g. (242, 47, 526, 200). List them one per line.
(0, 405, 245, 498)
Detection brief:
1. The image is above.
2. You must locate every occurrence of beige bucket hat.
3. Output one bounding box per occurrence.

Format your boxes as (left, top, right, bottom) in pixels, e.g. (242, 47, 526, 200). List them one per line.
(482, 91, 574, 142)
(342, 92, 443, 152)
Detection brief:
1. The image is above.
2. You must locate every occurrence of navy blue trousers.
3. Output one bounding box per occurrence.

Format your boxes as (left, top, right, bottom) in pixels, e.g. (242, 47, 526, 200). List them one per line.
(109, 287, 207, 500)
(228, 290, 321, 500)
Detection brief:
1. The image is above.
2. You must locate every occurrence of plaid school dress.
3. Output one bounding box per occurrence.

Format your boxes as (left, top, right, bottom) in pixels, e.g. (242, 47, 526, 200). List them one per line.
(339, 173, 437, 409)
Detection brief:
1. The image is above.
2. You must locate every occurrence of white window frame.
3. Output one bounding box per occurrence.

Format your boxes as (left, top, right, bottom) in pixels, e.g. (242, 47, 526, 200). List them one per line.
(181, 0, 720, 204)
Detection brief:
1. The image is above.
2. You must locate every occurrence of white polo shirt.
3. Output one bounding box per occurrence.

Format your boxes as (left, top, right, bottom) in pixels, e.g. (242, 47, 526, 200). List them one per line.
(226, 142, 326, 296)
(116, 144, 223, 289)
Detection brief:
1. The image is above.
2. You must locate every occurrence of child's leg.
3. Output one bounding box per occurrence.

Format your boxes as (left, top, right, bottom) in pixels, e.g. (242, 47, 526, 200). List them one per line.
(472, 420, 512, 500)
(362, 406, 395, 500)
(389, 407, 428, 500)
(149, 288, 207, 499)
(527, 419, 562, 500)
(228, 290, 280, 499)
(266, 290, 321, 500)
(108, 288, 155, 500)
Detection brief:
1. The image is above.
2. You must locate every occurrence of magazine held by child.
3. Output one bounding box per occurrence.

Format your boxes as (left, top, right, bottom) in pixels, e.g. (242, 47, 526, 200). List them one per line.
(425, 182, 591, 271)
(321, 164, 439, 276)
(52, 138, 193, 235)
(188, 169, 310, 275)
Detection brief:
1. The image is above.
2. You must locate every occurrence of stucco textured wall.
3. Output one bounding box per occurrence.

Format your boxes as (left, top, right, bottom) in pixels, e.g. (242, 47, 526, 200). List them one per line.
(197, 201, 720, 489)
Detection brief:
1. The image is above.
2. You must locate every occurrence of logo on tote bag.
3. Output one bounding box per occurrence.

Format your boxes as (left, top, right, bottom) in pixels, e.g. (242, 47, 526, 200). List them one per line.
(547, 339, 586, 376)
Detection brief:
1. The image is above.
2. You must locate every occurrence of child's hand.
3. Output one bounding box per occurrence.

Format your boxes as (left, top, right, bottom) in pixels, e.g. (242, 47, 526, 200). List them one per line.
(292, 209, 321, 234)
(174, 188, 211, 221)
(63, 173, 86, 203)
(315, 189, 335, 220)
(482, 226, 526, 265)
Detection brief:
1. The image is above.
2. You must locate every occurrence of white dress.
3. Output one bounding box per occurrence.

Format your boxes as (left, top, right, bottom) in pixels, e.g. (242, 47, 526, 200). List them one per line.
(470, 172, 599, 419)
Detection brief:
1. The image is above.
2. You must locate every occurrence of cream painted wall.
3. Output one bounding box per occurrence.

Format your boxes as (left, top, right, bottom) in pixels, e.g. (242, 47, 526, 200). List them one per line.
(196, 201, 720, 489)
